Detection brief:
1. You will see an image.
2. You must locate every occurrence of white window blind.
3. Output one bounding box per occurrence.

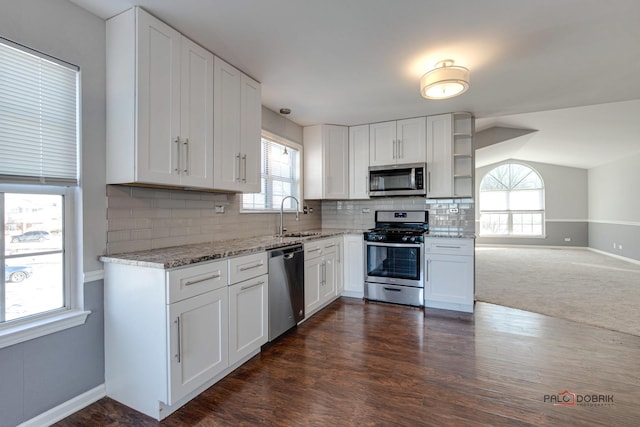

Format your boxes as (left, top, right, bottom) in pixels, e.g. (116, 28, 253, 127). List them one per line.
(0, 39, 79, 185)
(243, 135, 300, 211)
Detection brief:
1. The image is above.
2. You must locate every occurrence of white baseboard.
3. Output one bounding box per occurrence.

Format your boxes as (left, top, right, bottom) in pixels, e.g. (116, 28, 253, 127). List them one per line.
(19, 384, 106, 427)
(587, 248, 640, 266)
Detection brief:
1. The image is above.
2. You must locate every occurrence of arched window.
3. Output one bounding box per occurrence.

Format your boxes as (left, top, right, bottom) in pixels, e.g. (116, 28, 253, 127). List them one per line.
(479, 163, 545, 236)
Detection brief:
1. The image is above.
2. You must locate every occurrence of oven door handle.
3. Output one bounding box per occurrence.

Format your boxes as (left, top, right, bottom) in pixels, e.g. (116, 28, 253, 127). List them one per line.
(364, 241, 423, 248)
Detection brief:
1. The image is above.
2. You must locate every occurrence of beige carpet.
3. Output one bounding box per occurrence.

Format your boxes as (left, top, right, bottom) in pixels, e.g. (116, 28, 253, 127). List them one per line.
(475, 246, 640, 336)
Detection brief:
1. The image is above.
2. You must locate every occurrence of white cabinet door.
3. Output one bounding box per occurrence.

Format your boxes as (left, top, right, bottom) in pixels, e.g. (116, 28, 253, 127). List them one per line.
(179, 37, 214, 188)
(321, 251, 338, 304)
(228, 274, 268, 366)
(425, 254, 474, 312)
(302, 125, 349, 199)
(369, 121, 396, 166)
(349, 124, 370, 199)
(240, 74, 262, 192)
(396, 117, 426, 165)
(213, 57, 242, 191)
(136, 9, 182, 186)
(213, 57, 262, 193)
(304, 256, 323, 315)
(167, 286, 228, 404)
(324, 125, 349, 199)
(426, 114, 453, 198)
(343, 234, 364, 298)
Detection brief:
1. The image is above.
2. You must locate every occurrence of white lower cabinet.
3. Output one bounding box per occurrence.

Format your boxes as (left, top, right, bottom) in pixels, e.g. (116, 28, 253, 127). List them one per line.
(342, 234, 365, 298)
(168, 286, 228, 404)
(424, 238, 475, 313)
(304, 237, 342, 317)
(104, 252, 268, 421)
(228, 273, 268, 366)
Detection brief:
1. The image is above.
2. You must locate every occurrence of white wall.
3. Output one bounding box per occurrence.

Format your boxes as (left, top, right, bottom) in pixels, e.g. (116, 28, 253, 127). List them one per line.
(588, 152, 640, 260)
(475, 159, 588, 246)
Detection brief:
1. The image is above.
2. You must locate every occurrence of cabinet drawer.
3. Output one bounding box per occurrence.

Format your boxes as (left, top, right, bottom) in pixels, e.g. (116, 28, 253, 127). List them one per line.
(304, 240, 325, 259)
(228, 252, 268, 285)
(167, 260, 227, 304)
(425, 238, 474, 256)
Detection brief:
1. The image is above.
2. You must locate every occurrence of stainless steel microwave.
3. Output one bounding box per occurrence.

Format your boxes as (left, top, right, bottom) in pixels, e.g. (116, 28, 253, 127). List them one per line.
(368, 162, 426, 197)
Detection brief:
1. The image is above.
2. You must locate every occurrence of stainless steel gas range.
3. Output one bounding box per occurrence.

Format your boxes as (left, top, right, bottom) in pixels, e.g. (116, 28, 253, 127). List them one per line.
(363, 210, 428, 307)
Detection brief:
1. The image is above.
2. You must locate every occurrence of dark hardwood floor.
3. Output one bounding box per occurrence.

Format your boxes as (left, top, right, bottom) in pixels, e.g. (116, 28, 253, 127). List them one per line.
(55, 298, 640, 426)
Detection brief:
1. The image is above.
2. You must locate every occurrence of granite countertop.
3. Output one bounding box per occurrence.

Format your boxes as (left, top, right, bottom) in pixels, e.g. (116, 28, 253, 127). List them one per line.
(99, 229, 362, 269)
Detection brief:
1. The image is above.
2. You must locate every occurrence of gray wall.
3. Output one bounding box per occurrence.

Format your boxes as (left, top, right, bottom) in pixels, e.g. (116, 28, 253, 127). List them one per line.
(588, 152, 640, 261)
(475, 159, 588, 246)
(0, 0, 107, 425)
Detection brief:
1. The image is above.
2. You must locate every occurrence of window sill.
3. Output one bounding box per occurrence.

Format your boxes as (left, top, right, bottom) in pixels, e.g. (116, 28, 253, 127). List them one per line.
(0, 309, 91, 349)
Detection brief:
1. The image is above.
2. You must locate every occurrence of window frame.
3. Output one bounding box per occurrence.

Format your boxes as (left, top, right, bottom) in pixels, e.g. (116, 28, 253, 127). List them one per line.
(479, 162, 546, 238)
(240, 130, 304, 213)
(0, 38, 87, 349)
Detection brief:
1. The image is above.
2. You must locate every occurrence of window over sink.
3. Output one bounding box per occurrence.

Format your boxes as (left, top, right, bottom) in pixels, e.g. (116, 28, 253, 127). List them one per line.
(242, 131, 302, 212)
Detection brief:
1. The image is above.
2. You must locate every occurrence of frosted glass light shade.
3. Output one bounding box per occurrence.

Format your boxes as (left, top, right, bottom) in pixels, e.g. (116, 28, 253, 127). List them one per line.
(420, 60, 470, 100)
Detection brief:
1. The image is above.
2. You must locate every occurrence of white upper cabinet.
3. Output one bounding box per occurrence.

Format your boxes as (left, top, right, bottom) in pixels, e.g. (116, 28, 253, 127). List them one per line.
(213, 57, 261, 193)
(106, 7, 213, 188)
(348, 124, 370, 199)
(369, 117, 426, 166)
(303, 125, 349, 199)
(426, 112, 474, 198)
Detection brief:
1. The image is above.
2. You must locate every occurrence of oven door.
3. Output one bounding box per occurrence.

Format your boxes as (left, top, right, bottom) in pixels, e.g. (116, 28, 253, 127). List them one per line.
(364, 241, 424, 287)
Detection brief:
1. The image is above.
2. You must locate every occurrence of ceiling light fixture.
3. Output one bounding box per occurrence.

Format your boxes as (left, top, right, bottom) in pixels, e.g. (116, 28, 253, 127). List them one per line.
(420, 59, 470, 100)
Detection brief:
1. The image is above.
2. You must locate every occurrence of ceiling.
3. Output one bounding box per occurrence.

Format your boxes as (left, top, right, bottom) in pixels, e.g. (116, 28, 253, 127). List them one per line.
(69, 0, 640, 169)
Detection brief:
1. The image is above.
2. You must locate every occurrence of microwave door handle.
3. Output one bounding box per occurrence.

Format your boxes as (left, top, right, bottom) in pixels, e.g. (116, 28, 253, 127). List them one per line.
(410, 168, 416, 189)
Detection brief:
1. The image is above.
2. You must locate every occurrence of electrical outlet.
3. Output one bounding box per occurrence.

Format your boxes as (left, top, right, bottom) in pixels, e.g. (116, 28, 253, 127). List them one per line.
(613, 242, 617, 249)
(564, 237, 571, 242)
(362, 208, 371, 213)
(215, 205, 225, 214)
(449, 208, 459, 213)
(619, 244, 623, 250)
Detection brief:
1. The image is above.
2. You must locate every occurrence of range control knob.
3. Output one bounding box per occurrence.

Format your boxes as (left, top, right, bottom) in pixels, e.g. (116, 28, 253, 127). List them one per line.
(402, 235, 409, 242)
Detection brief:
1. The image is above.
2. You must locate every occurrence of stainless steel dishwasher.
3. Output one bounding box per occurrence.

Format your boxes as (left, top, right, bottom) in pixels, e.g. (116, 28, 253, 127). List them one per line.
(268, 244, 305, 341)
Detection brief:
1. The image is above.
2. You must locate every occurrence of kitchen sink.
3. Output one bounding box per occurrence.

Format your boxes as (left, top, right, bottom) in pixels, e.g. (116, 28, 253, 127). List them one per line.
(280, 231, 320, 238)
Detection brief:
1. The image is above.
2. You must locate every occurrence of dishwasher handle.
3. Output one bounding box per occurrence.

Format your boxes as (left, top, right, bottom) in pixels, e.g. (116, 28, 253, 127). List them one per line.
(269, 244, 304, 258)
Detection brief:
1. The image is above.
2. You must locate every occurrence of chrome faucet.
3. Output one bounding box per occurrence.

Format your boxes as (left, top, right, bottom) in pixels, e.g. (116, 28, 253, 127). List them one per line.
(279, 196, 300, 236)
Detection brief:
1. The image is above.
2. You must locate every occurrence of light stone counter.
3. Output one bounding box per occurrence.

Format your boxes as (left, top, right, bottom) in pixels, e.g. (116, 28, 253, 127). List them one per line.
(99, 229, 361, 269)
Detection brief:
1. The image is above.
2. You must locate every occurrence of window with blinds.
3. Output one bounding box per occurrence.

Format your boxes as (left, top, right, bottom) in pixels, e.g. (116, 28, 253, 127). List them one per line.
(0, 38, 79, 185)
(242, 133, 301, 211)
(0, 38, 79, 332)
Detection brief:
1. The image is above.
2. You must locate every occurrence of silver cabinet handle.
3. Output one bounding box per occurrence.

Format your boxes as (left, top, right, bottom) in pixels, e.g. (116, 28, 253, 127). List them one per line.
(239, 262, 264, 271)
(236, 153, 242, 182)
(183, 138, 189, 174)
(392, 139, 397, 159)
(183, 273, 221, 287)
(428, 171, 431, 193)
(399, 140, 404, 159)
(307, 248, 322, 253)
(174, 317, 181, 363)
(242, 154, 247, 183)
(240, 280, 265, 291)
(384, 287, 401, 292)
(435, 245, 462, 249)
(174, 137, 181, 174)
(325, 244, 337, 249)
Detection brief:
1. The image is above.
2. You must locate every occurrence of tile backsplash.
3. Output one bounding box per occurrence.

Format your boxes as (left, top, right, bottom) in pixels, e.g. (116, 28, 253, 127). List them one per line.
(321, 197, 475, 236)
(105, 185, 473, 255)
(105, 185, 321, 254)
